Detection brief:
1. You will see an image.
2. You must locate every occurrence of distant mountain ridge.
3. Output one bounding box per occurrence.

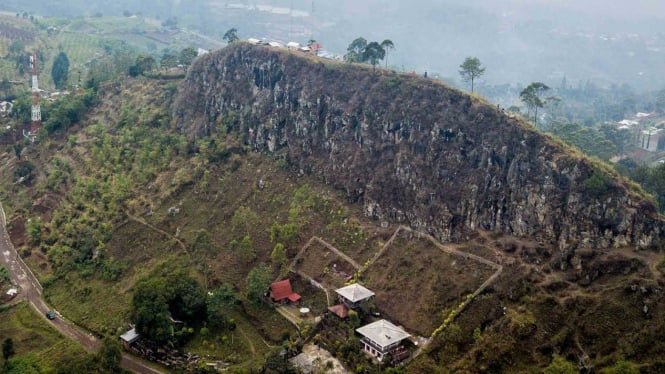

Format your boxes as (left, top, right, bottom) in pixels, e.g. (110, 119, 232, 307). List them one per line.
(175, 43, 665, 255)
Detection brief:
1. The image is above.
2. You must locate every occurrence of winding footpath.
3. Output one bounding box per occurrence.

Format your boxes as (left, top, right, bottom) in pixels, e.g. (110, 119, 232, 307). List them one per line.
(0, 203, 163, 374)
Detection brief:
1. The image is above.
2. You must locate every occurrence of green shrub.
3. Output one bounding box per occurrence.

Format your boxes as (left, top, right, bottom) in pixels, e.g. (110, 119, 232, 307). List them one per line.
(585, 170, 610, 198)
(600, 360, 639, 374)
(544, 354, 577, 374)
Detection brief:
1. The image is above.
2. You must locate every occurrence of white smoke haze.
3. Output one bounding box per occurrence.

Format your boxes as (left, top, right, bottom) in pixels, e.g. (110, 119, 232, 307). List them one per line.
(1, 0, 664, 90)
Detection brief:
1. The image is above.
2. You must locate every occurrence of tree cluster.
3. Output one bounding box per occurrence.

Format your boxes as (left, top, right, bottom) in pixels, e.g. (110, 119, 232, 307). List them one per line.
(132, 267, 240, 346)
(159, 47, 198, 70)
(344, 38, 395, 71)
(132, 269, 207, 345)
(623, 162, 665, 212)
(128, 55, 156, 77)
(551, 122, 628, 161)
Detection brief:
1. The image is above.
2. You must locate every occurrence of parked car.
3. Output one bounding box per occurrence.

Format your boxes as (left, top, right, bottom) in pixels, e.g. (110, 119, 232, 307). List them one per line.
(46, 311, 56, 320)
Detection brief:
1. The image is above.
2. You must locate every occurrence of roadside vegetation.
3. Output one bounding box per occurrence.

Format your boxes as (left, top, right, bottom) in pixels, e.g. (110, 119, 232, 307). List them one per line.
(0, 302, 127, 373)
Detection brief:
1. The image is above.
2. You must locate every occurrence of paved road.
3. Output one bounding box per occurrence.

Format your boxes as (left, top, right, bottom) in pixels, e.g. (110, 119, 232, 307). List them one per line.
(0, 203, 163, 374)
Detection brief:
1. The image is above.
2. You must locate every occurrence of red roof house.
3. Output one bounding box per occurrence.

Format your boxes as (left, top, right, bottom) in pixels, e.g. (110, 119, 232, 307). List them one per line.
(270, 279, 301, 303)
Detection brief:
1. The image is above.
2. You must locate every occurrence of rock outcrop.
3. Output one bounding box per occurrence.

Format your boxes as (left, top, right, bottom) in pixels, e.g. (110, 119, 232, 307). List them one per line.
(175, 43, 664, 251)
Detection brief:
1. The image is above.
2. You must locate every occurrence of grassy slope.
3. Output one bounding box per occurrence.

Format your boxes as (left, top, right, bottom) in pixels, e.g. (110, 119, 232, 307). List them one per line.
(0, 301, 88, 370)
(0, 78, 369, 369)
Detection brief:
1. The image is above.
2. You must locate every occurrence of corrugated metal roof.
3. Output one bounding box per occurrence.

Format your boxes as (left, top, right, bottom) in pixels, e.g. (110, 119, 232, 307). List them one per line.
(271, 279, 300, 302)
(120, 328, 140, 343)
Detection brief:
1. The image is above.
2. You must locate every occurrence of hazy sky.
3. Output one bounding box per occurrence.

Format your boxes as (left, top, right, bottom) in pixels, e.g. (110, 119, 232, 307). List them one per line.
(508, 0, 665, 18)
(2, 0, 664, 90)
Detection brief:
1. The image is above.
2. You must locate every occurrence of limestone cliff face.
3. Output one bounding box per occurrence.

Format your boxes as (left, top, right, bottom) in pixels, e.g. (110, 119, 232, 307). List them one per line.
(175, 43, 664, 251)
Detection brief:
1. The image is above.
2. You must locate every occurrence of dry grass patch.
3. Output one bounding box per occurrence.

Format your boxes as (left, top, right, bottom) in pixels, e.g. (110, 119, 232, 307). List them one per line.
(363, 230, 496, 336)
(291, 238, 358, 290)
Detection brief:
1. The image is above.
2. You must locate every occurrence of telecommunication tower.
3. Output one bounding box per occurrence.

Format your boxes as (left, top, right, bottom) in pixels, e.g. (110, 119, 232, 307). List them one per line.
(24, 52, 41, 142)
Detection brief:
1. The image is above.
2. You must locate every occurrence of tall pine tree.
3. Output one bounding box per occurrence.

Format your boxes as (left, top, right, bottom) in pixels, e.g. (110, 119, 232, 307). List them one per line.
(51, 51, 70, 89)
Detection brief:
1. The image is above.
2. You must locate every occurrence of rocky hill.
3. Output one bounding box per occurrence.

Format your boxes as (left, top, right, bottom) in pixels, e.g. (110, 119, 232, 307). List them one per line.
(176, 43, 664, 256)
(1, 42, 665, 373)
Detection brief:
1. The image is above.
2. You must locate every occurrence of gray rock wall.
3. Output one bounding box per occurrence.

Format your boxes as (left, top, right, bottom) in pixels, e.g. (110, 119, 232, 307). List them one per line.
(175, 44, 663, 251)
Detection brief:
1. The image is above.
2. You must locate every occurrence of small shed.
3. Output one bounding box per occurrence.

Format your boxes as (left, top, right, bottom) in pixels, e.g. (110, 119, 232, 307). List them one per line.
(270, 279, 301, 303)
(327, 304, 349, 319)
(356, 319, 410, 362)
(335, 283, 374, 309)
(120, 327, 140, 348)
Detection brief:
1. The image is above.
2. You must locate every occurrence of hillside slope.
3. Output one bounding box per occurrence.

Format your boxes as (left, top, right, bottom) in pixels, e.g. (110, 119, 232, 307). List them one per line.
(1, 46, 665, 372)
(176, 43, 664, 255)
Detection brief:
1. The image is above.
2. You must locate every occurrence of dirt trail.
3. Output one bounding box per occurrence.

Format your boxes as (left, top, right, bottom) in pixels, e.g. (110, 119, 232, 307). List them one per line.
(0, 203, 164, 374)
(235, 324, 257, 359)
(125, 212, 189, 255)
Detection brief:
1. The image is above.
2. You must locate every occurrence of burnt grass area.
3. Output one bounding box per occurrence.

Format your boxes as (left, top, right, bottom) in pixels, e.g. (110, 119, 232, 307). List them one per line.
(363, 230, 497, 337)
(292, 239, 358, 290)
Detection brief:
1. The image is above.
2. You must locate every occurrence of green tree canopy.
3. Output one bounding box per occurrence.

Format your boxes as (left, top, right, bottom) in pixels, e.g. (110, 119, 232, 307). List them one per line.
(3, 338, 15, 361)
(132, 277, 173, 344)
(51, 51, 70, 89)
(363, 42, 386, 71)
(8, 40, 24, 57)
(380, 39, 395, 68)
(520, 82, 550, 125)
(179, 47, 198, 66)
(97, 337, 122, 372)
(459, 57, 485, 93)
(207, 283, 238, 330)
(543, 354, 577, 374)
(131, 270, 207, 345)
(223, 28, 239, 43)
(344, 37, 368, 63)
(129, 55, 156, 77)
(245, 263, 272, 305)
(160, 50, 179, 69)
(552, 122, 618, 161)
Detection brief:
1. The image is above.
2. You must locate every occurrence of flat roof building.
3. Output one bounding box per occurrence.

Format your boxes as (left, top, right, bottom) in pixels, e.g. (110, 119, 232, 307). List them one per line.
(356, 319, 410, 362)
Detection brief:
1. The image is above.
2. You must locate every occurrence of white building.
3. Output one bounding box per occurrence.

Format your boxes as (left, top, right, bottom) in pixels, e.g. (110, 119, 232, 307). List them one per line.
(335, 283, 374, 309)
(356, 319, 410, 362)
